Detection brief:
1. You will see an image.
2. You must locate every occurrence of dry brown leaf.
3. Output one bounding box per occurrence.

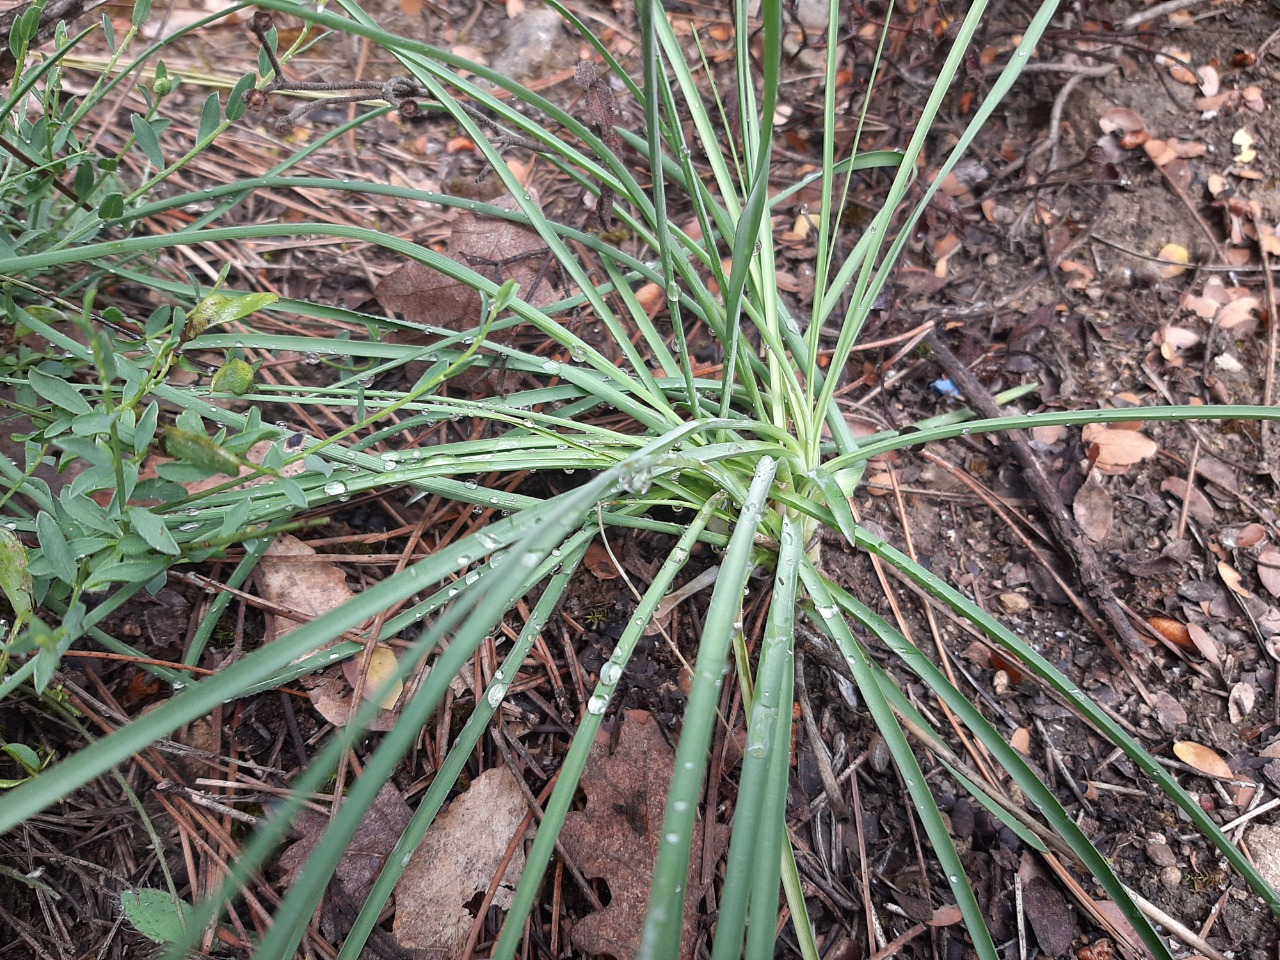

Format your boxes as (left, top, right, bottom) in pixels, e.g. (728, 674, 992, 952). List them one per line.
(1217, 295, 1260, 332)
(1228, 682, 1257, 723)
(1010, 727, 1032, 754)
(560, 710, 728, 960)
(1073, 478, 1113, 544)
(1018, 854, 1075, 956)
(393, 767, 528, 957)
(584, 540, 620, 580)
(1256, 548, 1280, 597)
(279, 782, 412, 941)
(1098, 106, 1148, 141)
(1219, 560, 1251, 597)
(1236, 523, 1268, 548)
(1153, 690, 1188, 729)
(1186, 622, 1221, 667)
(260, 534, 356, 640)
(1160, 477, 1214, 525)
(1081, 423, 1158, 469)
(374, 193, 563, 376)
(1173, 740, 1237, 780)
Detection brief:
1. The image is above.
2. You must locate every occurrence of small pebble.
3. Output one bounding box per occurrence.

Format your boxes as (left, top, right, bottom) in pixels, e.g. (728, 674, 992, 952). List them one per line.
(999, 592, 1030, 614)
(1145, 838, 1177, 867)
(1159, 864, 1182, 890)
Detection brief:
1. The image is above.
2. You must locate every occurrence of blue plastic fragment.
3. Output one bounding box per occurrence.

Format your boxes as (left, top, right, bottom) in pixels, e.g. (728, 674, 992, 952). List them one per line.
(932, 378, 962, 400)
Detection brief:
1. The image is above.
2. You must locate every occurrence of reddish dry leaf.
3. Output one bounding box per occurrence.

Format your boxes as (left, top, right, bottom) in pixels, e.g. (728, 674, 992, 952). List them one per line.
(1073, 478, 1113, 544)
(1081, 424, 1157, 469)
(1173, 740, 1237, 780)
(1148, 616, 1193, 650)
(584, 540, 620, 580)
(1010, 727, 1032, 754)
(393, 767, 528, 957)
(1236, 523, 1268, 548)
(279, 782, 412, 941)
(560, 710, 728, 960)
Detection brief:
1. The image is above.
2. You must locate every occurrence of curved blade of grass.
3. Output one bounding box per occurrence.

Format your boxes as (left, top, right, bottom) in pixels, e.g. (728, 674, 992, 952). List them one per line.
(799, 562, 1000, 960)
(253, 484, 612, 958)
(816, 490, 1280, 916)
(335, 530, 593, 959)
(638, 456, 779, 960)
(799, 498, 1173, 957)
(492, 490, 723, 960)
(816, 0, 1060, 422)
(743, 517, 802, 960)
(0, 477, 607, 832)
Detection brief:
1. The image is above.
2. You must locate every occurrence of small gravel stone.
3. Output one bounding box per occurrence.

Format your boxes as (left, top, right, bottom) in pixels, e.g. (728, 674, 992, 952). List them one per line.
(1159, 864, 1182, 890)
(1145, 838, 1177, 867)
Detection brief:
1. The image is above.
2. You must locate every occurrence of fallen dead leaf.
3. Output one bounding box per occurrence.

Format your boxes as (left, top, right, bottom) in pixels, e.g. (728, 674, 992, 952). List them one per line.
(1098, 106, 1148, 143)
(584, 540, 620, 580)
(1256, 548, 1280, 597)
(1019, 854, 1075, 957)
(1073, 478, 1113, 544)
(260, 534, 356, 640)
(1148, 616, 1193, 651)
(1081, 423, 1158, 470)
(1153, 690, 1188, 729)
(279, 782, 412, 942)
(1186, 622, 1221, 667)
(1218, 560, 1251, 597)
(1160, 477, 1214, 525)
(374, 192, 565, 391)
(1173, 740, 1237, 780)
(1228, 682, 1256, 723)
(393, 766, 528, 958)
(560, 710, 728, 960)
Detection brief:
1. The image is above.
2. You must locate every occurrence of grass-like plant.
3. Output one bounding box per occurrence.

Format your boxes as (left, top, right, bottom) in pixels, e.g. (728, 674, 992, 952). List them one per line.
(1, 0, 1278, 957)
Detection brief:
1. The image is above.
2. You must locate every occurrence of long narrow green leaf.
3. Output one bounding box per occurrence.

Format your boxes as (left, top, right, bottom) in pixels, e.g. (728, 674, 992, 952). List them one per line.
(639, 457, 778, 960)
(494, 491, 723, 960)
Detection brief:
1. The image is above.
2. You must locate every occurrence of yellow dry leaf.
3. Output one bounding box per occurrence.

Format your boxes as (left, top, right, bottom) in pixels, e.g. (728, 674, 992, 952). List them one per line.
(363, 646, 404, 710)
(1233, 128, 1257, 164)
(1158, 243, 1190, 278)
(1173, 740, 1237, 780)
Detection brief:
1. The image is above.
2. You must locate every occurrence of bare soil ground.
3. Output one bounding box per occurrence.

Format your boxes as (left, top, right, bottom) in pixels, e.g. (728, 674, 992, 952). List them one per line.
(3, 0, 1280, 958)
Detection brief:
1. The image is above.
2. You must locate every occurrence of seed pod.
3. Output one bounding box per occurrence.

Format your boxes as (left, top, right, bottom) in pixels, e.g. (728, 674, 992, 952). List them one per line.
(867, 733, 890, 773)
